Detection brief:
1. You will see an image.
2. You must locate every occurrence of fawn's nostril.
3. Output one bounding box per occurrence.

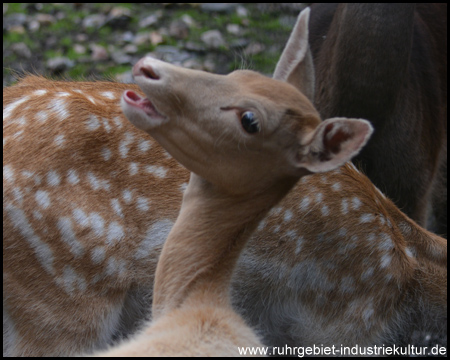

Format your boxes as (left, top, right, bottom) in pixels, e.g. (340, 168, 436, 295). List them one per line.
(141, 66, 160, 80)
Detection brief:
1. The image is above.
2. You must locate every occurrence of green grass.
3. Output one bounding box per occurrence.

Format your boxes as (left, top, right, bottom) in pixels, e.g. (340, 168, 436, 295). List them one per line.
(4, 3, 298, 84)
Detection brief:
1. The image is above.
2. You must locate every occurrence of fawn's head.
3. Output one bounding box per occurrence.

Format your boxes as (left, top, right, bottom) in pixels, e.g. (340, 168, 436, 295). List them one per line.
(122, 8, 373, 196)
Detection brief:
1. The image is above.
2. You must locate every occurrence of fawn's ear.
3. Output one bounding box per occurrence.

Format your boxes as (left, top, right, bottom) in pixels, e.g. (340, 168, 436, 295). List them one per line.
(296, 118, 373, 173)
(273, 7, 315, 101)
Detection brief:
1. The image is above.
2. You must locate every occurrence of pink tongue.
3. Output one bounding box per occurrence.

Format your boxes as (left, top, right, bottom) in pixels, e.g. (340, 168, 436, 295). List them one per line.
(124, 90, 160, 117)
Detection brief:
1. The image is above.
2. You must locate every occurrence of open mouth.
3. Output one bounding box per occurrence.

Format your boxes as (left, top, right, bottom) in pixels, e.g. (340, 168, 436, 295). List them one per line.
(123, 90, 165, 119)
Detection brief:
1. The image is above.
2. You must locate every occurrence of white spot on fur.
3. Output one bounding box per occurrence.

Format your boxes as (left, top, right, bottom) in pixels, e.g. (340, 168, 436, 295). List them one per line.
(13, 187, 24, 204)
(15, 116, 27, 126)
(91, 246, 106, 264)
(398, 221, 412, 235)
(35, 110, 48, 122)
(321, 205, 329, 216)
(341, 198, 349, 215)
(106, 257, 127, 278)
(284, 230, 298, 241)
(57, 217, 85, 258)
(33, 174, 42, 185)
(33, 89, 48, 96)
(299, 196, 310, 212)
(4, 96, 30, 119)
(100, 91, 115, 100)
(135, 219, 174, 259)
(49, 98, 69, 119)
(86, 114, 101, 130)
(88, 172, 101, 190)
(101, 147, 112, 161)
(283, 210, 293, 223)
(351, 197, 361, 210)
(111, 199, 123, 217)
(33, 210, 43, 220)
(145, 165, 168, 178)
(47, 170, 61, 186)
(136, 196, 150, 212)
(89, 212, 105, 236)
(12, 130, 24, 141)
(102, 118, 112, 133)
(315, 192, 323, 203)
(179, 183, 188, 193)
(378, 232, 393, 252)
(88, 172, 110, 191)
(129, 162, 139, 175)
(295, 236, 304, 255)
(360, 213, 374, 223)
(35, 190, 50, 209)
(366, 233, 376, 243)
(331, 182, 341, 191)
(300, 174, 311, 184)
(256, 219, 266, 232)
(362, 301, 374, 330)
(3, 165, 15, 183)
(269, 207, 283, 217)
(360, 267, 374, 281)
(22, 170, 34, 178)
(54, 134, 65, 147)
(119, 132, 134, 158)
(113, 116, 123, 128)
(58, 265, 87, 295)
(67, 169, 80, 184)
(405, 247, 415, 259)
(107, 222, 124, 246)
(138, 139, 152, 153)
(5, 203, 55, 275)
(73, 208, 89, 227)
(380, 252, 392, 269)
(338, 228, 347, 237)
(86, 95, 97, 105)
(122, 189, 133, 204)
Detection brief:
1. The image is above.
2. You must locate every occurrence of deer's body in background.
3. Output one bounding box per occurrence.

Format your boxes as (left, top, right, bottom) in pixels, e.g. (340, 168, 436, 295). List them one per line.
(309, 3, 447, 237)
(233, 162, 447, 349)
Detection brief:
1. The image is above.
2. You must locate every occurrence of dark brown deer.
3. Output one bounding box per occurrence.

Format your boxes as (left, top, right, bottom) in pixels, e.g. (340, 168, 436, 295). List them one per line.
(309, 3, 447, 238)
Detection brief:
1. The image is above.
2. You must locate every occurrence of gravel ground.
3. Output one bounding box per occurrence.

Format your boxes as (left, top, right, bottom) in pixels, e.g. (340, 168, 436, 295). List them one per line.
(3, 3, 307, 86)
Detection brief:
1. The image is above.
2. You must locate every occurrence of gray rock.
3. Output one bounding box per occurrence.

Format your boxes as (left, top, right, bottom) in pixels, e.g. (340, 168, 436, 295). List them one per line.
(47, 57, 75, 72)
(201, 30, 226, 49)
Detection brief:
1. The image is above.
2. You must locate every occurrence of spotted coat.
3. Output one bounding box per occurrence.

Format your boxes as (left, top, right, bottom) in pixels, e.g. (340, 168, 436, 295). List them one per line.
(3, 76, 447, 356)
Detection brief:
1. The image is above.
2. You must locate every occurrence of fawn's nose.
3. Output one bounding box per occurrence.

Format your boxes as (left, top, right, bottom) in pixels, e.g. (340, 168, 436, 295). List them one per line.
(133, 57, 161, 80)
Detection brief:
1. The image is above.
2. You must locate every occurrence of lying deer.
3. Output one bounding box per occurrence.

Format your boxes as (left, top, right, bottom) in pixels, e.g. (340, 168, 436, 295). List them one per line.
(3, 7, 446, 357)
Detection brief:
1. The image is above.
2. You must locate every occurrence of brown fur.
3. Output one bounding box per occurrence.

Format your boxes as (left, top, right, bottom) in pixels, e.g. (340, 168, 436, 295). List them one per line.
(309, 3, 447, 237)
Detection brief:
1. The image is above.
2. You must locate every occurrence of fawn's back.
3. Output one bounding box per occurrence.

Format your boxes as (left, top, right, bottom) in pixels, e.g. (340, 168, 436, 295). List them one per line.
(3, 76, 188, 356)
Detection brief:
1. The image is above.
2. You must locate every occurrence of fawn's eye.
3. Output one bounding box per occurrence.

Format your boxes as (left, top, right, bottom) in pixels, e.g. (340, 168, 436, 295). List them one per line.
(241, 111, 260, 134)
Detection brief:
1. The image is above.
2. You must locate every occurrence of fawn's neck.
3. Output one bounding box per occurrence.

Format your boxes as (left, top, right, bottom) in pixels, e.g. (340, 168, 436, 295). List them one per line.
(151, 174, 297, 320)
